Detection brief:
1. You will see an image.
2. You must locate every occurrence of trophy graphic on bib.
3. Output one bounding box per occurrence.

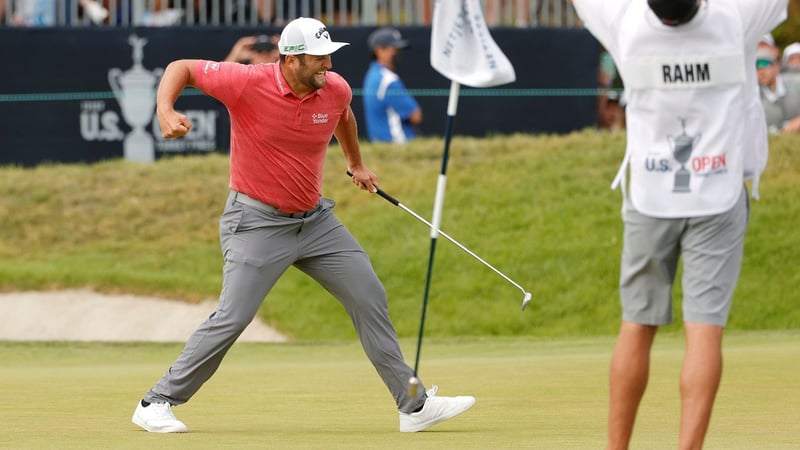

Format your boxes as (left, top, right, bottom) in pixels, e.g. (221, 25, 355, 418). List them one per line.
(109, 35, 163, 163)
(667, 118, 701, 193)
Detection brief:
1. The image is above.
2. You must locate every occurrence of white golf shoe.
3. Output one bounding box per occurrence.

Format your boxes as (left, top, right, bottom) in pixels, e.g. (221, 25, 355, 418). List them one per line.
(132, 400, 189, 433)
(399, 386, 476, 432)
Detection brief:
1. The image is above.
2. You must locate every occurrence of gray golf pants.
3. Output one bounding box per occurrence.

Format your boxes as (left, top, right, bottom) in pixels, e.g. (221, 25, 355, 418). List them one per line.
(145, 191, 426, 413)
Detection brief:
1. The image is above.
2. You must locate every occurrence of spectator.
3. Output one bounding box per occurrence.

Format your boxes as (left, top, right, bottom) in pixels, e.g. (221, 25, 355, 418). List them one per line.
(598, 89, 625, 131)
(321, 0, 354, 25)
(80, 0, 108, 24)
(89, 0, 127, 25)
(362, 27, 422, 144)
(569, 1, 787, 449)
(597, 49, 625, 131)
(417, 0, 433, 24)
(265, 0, 318, 25)
(8, 0, 55, 26)
(485, 0, 530, 27)
(781, 42, 800, 72)
(757, 32, 777, 57)
(757, 40, 800, 133)
(142, 0, 181, 26)
(224, 34, 280, 64)
(1, 0, 109, 26)
(85, 0, 173, 26)
(150, 0, 257, 26)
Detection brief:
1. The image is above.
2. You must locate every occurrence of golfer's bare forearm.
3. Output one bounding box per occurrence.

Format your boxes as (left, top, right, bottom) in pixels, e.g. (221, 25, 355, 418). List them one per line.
(157, 60, 200, 111)
(335, 106, 365, 170)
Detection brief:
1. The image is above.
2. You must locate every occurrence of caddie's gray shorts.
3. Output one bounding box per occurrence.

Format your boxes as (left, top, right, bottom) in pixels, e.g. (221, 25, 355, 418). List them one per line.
(619, 186, 749, 327)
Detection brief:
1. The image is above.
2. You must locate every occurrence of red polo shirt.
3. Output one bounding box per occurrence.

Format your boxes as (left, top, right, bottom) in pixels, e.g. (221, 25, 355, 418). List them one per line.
(193, 60, 352, 213)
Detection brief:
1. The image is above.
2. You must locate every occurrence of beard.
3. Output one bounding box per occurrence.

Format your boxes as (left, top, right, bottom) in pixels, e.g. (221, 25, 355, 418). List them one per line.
(298, 57, 327, 90)
(309, 72, 327, 89)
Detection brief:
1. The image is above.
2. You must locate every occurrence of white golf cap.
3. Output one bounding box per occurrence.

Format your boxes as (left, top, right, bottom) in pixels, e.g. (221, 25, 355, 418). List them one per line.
(759, 33, 776, 47)
(278, 17, 349, 56)
(782, 42, 800, 65)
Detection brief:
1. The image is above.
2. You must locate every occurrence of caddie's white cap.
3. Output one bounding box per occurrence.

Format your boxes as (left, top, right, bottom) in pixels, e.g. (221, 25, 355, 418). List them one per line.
(278, 17, 349, 56)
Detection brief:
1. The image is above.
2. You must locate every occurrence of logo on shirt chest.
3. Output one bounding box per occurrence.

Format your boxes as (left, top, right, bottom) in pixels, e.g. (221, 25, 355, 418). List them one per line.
(311, 113, 329, 124)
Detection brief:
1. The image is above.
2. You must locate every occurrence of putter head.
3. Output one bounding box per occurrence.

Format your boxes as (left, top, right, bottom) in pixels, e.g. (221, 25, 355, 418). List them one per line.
(408, 376, 420, 397)
(521, 292, 533, 311)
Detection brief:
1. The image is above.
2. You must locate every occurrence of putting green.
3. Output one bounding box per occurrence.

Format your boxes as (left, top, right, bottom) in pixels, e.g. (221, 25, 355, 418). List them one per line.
(0, 332, 797, 449)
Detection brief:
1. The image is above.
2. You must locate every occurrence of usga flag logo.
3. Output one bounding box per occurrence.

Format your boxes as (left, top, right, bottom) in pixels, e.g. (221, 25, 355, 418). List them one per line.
(430, 0, 516, 88)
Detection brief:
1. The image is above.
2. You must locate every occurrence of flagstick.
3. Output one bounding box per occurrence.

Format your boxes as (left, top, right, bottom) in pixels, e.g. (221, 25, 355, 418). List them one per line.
(409, 81, 461, 396)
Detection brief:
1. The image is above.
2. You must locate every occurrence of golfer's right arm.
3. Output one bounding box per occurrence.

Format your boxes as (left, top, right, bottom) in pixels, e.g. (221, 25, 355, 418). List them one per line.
(156, 60, 200, 139)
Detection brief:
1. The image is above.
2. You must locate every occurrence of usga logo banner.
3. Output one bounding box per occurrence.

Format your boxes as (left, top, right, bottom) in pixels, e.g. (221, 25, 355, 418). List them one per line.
(79, 34, 220, 163)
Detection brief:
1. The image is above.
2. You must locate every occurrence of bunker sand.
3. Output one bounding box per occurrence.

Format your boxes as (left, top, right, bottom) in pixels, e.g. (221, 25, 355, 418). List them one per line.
(0, 289, 286, 342)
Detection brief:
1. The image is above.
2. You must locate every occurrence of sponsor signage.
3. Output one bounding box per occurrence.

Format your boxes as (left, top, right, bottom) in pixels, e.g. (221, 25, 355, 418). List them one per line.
(0, 27, 597, 166)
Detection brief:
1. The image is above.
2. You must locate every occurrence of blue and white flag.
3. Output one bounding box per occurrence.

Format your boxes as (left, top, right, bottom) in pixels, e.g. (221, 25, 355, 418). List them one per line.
(430, 0, 516, 88)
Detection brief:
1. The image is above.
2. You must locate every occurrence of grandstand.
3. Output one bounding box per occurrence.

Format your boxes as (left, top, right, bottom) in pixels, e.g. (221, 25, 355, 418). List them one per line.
(0, 0, 594, 165)
(0, 0, 580, 28)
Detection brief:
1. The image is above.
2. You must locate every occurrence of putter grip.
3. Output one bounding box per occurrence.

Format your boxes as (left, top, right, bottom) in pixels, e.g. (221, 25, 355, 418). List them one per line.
(345, 170, 400, 206)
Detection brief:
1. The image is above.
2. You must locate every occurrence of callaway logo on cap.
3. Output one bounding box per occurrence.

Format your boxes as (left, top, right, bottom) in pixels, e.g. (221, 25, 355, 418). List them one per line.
(278, 17, 350, 56)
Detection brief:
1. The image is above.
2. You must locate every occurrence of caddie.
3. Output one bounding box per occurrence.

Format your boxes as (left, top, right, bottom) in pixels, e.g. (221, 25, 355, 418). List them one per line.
(567, 0, 788, 448)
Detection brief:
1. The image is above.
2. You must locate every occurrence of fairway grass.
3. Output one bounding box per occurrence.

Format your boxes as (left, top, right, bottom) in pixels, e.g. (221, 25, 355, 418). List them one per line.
(1, 332, 797, 449)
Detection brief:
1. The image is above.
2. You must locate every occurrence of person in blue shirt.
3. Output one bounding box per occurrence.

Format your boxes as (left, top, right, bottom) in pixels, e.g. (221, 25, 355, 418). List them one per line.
(362, 27, 422, 143)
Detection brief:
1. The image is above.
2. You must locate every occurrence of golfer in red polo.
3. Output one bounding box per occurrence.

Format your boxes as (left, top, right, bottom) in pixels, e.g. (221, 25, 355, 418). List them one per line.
(131, 17, 474, 434)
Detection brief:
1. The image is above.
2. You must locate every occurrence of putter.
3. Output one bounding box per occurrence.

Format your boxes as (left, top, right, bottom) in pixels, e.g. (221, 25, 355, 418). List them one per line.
(347, 172, 533, 311)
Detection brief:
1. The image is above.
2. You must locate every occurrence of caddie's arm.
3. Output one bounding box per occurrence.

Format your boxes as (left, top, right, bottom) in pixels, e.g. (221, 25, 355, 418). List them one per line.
(782, 115, 800, 133)
(335, 105, 378, 193)
(156, 59, 200, 139)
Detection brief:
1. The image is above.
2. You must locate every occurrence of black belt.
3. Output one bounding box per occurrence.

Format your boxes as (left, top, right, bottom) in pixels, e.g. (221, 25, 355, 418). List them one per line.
(232, 191, 318, 218)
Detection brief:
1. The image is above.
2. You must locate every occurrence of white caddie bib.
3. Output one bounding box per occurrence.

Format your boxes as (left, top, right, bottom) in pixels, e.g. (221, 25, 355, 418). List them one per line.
(614, 2, 747, 217)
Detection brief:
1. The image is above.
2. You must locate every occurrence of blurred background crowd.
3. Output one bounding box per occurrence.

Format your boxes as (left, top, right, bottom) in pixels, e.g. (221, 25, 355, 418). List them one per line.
(0, 0, 581, 27)
(2, 0, 800, 135)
